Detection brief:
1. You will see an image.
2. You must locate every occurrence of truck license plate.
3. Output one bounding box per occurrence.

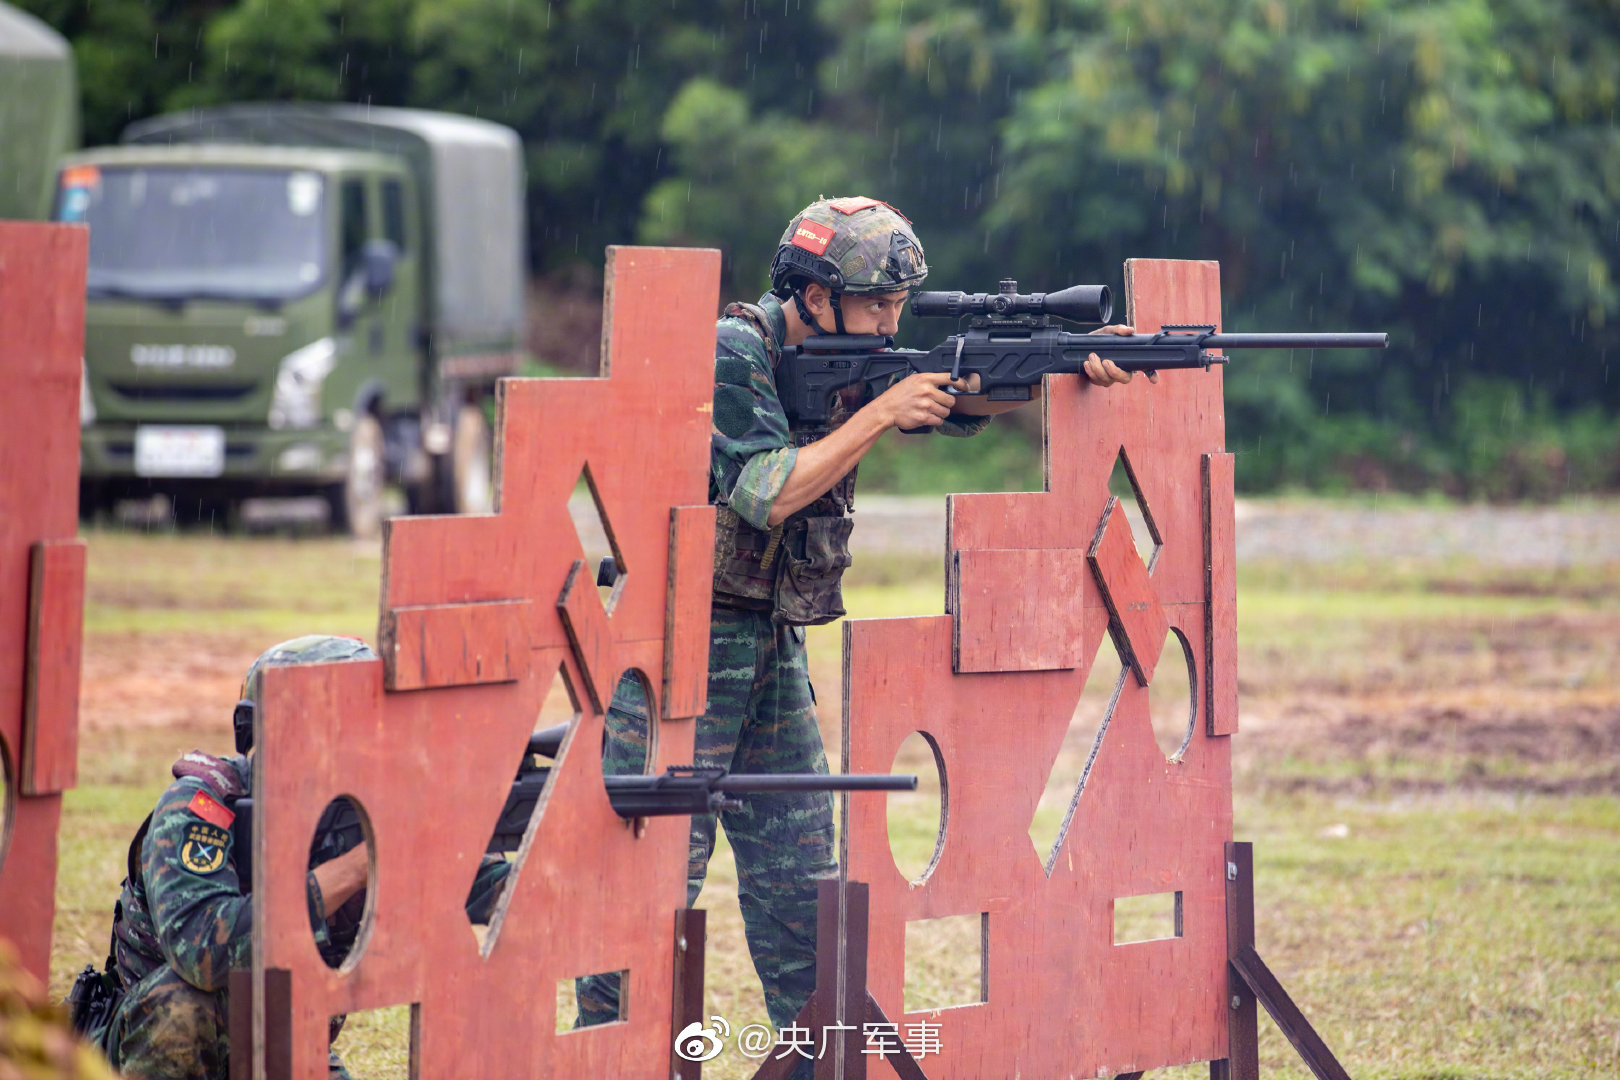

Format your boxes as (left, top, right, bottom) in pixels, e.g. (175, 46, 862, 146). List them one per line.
(134, 426, 226, 478)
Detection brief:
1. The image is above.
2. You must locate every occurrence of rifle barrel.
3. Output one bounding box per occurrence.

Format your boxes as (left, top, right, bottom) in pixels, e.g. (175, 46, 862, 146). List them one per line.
(1197, 332, 1388, 349)
(711, 773, 917, 793)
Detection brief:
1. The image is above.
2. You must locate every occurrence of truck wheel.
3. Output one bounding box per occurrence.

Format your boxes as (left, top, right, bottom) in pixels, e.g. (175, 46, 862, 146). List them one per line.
(447, 404, 493, 514)
(329, 413, 386, 539)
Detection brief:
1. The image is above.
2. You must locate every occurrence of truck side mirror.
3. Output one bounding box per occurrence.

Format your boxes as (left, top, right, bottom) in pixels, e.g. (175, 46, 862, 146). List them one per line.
(362, 239, 399, 298)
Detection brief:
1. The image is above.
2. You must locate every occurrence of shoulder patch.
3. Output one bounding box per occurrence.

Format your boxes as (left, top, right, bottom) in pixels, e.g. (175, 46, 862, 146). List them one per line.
(187, 789, 236, 830)
(179, 821, 231, 875)
(714, 385, 756, 439)
(790, 220, 834, 256)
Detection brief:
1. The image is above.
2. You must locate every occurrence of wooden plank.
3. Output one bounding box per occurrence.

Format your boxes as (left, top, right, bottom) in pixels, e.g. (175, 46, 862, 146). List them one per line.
(0, 221, 86, 983)
(862, 994, 932, 1080)
(1088, 497, 1170, 685)
(1224, 842, 1260, 1080)
(1203, 455, 1238, 735)
(251, 246, 719, 1079)
(22, 539, 85, 794)
(380, 599, 531, 691)
(264, 967, 293, 1080)
(670, 908, 707, 1080)
(1232, 945, 1353, 1080)
(664, 505, 715, 720)
(848, 260, 1233, 1080)
(558, 559, 616, 712)
(949, 549, 1096, 673)
(229, 969, 253, 1080)
(839, 881, 871, 1080)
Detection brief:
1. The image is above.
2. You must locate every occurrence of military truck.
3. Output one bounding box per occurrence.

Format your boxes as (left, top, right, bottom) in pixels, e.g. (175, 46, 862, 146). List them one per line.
(59, 104, 526, 535)
(0, 1, 76, 221)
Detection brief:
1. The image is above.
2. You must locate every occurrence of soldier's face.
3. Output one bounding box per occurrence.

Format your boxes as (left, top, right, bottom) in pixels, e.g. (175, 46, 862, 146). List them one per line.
(806, 286, 909, 337)
(839, 291, 910, 337)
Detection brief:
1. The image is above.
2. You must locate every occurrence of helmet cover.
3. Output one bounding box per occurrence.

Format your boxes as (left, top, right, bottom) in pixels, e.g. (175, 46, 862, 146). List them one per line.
(771, 196, 928, 296)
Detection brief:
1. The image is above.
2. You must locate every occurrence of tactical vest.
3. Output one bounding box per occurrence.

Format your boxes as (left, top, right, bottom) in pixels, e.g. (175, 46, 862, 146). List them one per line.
(712, 301, 858, 627)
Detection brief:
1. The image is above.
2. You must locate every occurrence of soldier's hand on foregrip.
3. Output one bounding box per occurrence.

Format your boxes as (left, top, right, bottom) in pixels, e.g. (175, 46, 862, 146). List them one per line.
(1082, 324, 1157, 386)
(883, 371, 971, 433)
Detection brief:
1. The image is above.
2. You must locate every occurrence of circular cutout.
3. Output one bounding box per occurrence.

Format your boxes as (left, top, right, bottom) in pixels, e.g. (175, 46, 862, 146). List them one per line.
(307, 794, 376, 970)
(1148, 628, 1198, 763)
(887, 731, 946, 884)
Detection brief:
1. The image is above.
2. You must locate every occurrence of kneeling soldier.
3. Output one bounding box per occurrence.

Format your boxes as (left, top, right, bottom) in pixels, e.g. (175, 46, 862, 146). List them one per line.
(76, 634, 506, 1079)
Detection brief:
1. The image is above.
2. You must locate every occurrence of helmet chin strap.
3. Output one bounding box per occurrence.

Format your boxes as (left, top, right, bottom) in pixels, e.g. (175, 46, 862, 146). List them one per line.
(792, 287, 848, 336)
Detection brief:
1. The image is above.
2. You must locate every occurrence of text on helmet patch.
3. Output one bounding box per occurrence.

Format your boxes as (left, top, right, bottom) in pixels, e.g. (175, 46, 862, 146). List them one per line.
(791, 219, 835, 256)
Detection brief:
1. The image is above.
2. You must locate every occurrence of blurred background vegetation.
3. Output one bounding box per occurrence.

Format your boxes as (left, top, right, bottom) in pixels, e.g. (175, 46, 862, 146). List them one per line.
(18, 0, 1620, 498)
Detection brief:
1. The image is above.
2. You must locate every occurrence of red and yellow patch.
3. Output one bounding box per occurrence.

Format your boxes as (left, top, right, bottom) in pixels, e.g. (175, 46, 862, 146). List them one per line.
(187, 789, 235, 830)
(790, 219, 835, 256)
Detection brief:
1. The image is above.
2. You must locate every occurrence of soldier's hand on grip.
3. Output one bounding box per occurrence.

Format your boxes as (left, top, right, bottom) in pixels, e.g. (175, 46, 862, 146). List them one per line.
(878, 371, 968, 430)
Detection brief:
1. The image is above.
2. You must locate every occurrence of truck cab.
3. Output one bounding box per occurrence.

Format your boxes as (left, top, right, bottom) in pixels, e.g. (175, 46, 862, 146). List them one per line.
(63, 105, 525, 535)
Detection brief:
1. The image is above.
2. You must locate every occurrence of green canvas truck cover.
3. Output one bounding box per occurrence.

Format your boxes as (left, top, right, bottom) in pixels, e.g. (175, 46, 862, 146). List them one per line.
(0, 1, 77, 221)
(122, 103, 525, 358)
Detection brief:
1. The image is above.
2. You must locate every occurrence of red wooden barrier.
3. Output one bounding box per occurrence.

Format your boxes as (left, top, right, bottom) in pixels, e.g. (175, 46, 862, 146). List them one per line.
(844, 259, 1239, 1078)
(248, 246, 719, 1078)
(0, 221, 88, 982)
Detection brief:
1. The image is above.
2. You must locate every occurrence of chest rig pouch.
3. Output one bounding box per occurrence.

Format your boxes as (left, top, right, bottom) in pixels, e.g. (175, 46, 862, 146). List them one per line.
(711, 301, 858, 627)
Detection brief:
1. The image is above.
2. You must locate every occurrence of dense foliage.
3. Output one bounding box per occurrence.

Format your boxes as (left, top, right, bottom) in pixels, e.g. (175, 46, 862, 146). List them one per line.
(20, 0, 1620, 497)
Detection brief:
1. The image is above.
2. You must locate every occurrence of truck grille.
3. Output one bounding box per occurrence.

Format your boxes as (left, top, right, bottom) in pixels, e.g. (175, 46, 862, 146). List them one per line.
(107, 381, 258, 403)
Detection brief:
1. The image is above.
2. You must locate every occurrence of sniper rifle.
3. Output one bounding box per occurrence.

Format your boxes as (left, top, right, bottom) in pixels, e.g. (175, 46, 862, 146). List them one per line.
(775, 279, 1388, 428)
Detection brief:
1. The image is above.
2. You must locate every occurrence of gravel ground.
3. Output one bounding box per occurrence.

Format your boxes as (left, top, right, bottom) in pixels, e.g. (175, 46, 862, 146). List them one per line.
(845, 494, 1620, 566)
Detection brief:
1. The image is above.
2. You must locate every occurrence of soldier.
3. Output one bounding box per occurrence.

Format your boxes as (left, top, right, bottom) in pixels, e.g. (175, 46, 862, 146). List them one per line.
(582, 198, 1140, 1047)
(76, 635, 507, 1080)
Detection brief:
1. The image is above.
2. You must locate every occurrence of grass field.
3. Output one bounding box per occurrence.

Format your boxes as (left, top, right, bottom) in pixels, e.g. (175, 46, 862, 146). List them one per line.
(36, 519, 1620, 1078)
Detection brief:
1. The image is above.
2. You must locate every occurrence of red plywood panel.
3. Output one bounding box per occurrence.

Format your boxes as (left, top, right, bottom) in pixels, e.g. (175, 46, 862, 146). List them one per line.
(845, 260, 1234, 1079)
(1204, 454, 1239, 736)
(1088, 498, 1171, 685)
(23, 539, 86, 794)
(0, 222, 86, 981)
(949, 548, 1097, 672)
(664, 505, 715, 720)
(251, 246, 720, 1078)
(380, 600, 531, 691)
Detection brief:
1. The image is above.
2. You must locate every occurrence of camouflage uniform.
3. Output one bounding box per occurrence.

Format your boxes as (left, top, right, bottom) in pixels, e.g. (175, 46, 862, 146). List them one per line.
(580, 200, 987, 1047)
(92, 635, 509, 1080)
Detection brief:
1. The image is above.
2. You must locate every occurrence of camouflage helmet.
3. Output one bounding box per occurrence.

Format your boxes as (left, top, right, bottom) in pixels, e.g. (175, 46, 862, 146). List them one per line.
(770, 196, 928, 306)
(234, 634, 376, 753)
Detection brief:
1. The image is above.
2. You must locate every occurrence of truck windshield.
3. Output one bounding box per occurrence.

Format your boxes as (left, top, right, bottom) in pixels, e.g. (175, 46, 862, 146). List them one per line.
(60, 167, 327, 303)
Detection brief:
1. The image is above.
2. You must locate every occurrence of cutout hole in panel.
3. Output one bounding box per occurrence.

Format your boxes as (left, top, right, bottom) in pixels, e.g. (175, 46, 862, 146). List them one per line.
(602, 669, 656, 783)
(557, 971, 627, 1032)
(1030, 633, 1126, 874)
(0, 736, 12, 872)
(1148, 627, 1197, 763)
(307, 794, 375, 971)
(328, 1002, 417, 1078)
(569, 468, 626, 612)
(904, 914, 988, 1012)
(1108, 448, 1162, 569)
(474, 663, 582, 955)
(1113, 891, 1183, 944)
(887, 731, 945, 884)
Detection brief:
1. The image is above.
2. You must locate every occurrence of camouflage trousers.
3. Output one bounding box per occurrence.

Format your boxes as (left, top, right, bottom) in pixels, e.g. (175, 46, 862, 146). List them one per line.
(99, 964, 350, 1080)
(578, 607, 837, 1035)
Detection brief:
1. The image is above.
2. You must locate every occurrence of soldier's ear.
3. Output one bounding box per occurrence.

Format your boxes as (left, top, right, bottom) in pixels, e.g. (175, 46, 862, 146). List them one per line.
(802, 283, 831, 314)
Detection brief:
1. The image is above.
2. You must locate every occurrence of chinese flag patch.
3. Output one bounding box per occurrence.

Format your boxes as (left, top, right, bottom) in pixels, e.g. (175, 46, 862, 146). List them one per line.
(187, 789, 236, 830)
(827, 196, 880, 215)
(790, 219, 835, 256)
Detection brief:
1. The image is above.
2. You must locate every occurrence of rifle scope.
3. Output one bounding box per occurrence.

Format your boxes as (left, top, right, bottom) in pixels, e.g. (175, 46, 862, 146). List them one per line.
(911, 279, 1112, 324)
